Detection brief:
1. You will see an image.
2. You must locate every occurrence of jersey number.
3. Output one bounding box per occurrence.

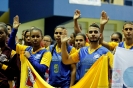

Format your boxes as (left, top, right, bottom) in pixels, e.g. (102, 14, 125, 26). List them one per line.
(54, 64, 59, 73)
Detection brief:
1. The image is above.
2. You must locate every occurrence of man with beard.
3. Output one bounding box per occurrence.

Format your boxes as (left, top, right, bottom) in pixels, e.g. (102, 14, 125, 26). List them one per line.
(61, 23, 113, 82)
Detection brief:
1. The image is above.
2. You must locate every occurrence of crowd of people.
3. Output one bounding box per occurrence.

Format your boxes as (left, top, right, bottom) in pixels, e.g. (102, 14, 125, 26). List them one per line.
(0, 9, 132, 88)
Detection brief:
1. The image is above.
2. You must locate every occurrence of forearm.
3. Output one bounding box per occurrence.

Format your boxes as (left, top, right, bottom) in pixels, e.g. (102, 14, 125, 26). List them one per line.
(74, 19, 81, 34)
(70, 64, 76, 86)
(28, 55, 48, 73)
(8, 29, 17, 50)
(100, 24, 105, 33)
(61, 42, 69, 64)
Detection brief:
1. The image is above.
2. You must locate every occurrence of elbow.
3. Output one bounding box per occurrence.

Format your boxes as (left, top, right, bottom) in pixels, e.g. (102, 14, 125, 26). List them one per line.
(62, 60, 70, 65)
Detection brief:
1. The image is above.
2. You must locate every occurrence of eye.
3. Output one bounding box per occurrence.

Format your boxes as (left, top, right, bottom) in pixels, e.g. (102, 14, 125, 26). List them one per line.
(88, 31, 93, 34)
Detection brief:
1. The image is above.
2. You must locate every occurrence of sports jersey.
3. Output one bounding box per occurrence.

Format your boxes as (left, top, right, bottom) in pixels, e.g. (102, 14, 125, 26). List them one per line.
(49, 44, 76, 88)
(71, 45, 113, 81)
(108, 41, 133, 50)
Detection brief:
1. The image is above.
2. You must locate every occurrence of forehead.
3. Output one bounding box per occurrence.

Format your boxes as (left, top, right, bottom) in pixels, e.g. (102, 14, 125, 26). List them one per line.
(31, 30, 41, 35)
(124, 24, 133, 28)
(76, 35, 84, 39)
(0, 27, 5, 31)
(88, 27, 99, 31)
(55, 28, 63, 32)
(111, 34, 119, 38)
(25, 32, 30, 35)
(43, 36, 50, 40)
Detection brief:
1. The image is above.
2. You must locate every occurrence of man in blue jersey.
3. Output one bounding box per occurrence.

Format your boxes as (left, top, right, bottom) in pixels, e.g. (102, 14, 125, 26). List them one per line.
(61, 23, 113, 81)
(99, 11, 133, 51)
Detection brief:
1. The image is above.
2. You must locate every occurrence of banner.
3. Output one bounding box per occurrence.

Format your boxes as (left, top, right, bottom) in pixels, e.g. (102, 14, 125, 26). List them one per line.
(69, 0, 101, 6)
(112, 47, 133, 88)
(71, 55, 109, 88)
(19, 56, 54, 88)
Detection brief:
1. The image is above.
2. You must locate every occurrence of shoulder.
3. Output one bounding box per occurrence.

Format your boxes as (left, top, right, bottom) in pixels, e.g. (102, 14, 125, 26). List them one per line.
(98, 46, 109, 54)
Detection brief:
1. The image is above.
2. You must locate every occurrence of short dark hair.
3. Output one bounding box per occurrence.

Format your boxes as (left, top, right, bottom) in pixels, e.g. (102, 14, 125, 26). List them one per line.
(6, 23, 13, 29)
(123, 21, 133, 29)
(89, 23, 100, 29)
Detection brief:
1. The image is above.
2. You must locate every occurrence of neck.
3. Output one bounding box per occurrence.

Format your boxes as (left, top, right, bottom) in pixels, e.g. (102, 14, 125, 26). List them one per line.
(125, 38, 133, 46)
(89, 42, 99, 49)
(57, 42, 61, 48)
(33, 46, 41, 52)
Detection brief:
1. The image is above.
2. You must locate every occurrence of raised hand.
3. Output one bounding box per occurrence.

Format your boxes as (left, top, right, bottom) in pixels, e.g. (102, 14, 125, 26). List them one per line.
(100, 11, 109, 25)
(73, 9, 81, 20)
(61, 29, 69, 43)
(13, 15, 21, 29)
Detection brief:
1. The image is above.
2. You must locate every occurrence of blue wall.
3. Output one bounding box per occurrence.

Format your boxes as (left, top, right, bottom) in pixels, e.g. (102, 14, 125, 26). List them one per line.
(9, 0, 133, 23)
(0, 0, 8, 12)
(53, 0, 133, 21)
(9, 0, 54, 23)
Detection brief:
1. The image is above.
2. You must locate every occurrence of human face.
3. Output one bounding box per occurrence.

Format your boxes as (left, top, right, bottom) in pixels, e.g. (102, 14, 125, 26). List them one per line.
(54, 28, 63, 43)
(111, 34, 121, 43)
(24, 32, 31, 44)
(43, 36, 51, 48)
(30, 30, 42, 47)
(122, 24, 133, 40)
(75, 35, 86, 49)
(7, 25, 12, 35)
(87, 27, 101, 42)
(69, 34, 75, 44)
(0, 27, 7, 43)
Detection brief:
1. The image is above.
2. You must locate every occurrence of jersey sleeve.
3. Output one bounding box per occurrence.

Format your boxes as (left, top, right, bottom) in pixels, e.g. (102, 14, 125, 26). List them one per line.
(69, 47, 76, 55)
(70, 49, 80, 63)
(108, 42, 118, 51)
(40, 51, 52, 67)
(16, 44, 28, 54)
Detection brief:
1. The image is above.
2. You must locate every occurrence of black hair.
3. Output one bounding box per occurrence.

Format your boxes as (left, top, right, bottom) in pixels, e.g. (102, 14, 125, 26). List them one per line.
(6, 23, 13, 29)
(123, 21, 133, 29)
(89, 23, 100, 30)
(72, 32, 76, 38)
(111, 32, 123, 41)
(76, 33, 86, 41)
(51, 25, 66, 55)
(24, 29, 30, 41)
(30, 27, 43, 36)
(0, 25, 8, 35)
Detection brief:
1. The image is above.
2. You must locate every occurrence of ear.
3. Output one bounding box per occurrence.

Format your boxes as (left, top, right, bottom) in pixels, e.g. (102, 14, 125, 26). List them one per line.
(99, 33, 102, 38)
(122, 29, 124, 33)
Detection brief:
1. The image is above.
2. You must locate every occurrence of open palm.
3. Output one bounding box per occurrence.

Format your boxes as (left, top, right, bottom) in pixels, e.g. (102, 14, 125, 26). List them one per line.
(73, 10, 81, 20)
(61, 29, 69, 43)
(13, 15, 21, 29)
(100, 11, 109, 25)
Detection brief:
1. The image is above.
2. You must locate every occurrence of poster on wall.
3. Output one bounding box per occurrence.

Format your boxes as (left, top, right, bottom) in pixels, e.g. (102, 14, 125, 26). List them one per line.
(69, 0, 101, 6)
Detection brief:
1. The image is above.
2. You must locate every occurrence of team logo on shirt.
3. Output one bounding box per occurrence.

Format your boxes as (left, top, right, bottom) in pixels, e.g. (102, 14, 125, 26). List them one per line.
(26, 67, 36, 87)
(93, 53, 100, 59)
(35, 54, 41, 60)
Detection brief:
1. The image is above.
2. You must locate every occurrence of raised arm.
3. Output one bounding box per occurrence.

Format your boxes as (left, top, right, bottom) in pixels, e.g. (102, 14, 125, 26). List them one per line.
(99, 11, 112, 50)
(8, 15, 20, 50)
(73, 9, 81, 34)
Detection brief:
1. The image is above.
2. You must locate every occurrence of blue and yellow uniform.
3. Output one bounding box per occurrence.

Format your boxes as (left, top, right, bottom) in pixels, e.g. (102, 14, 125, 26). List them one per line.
(108, 41, 133, 50)
(8, 29, 52, 88)
(71, 45, 113, 81)
(49, 45, 76, 88)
